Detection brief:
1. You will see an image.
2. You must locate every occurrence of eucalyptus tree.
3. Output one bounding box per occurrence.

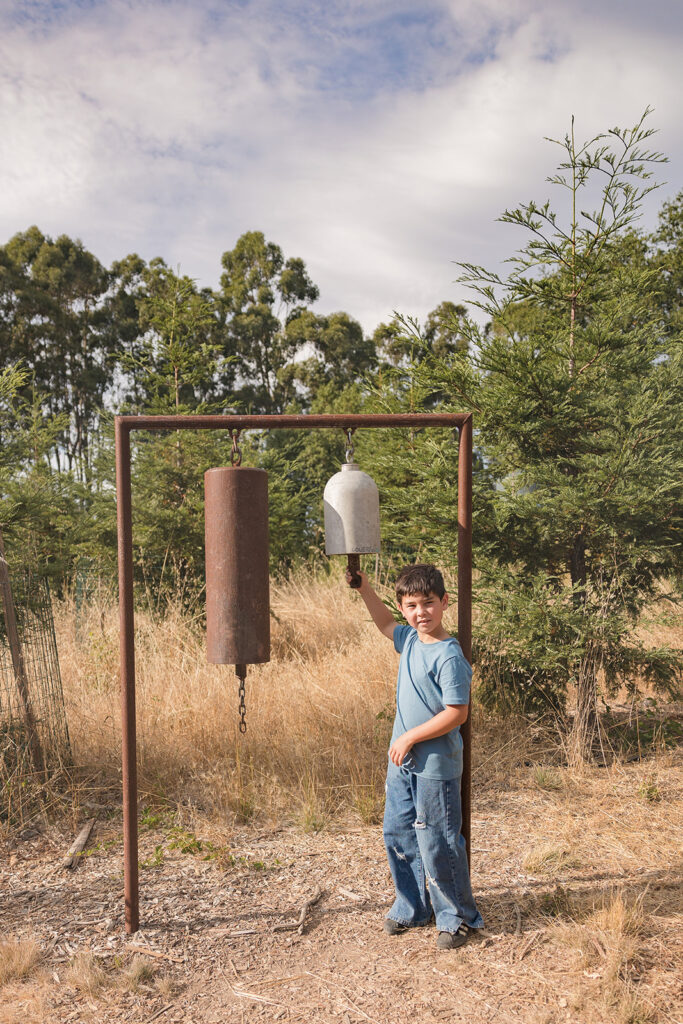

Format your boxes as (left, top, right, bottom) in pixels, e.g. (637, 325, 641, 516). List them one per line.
(0, 227, 111, 481)
(219, 231, 320, 412)
(0, 363, 84, 582)
(110, 256, 230, 413)
(373, 301, 469, 367)
(282, 309, 376, 400)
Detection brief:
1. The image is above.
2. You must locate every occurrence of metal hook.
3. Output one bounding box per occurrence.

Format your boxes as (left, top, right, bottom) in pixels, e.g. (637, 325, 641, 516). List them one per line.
(345, 428, 355, 463)
(230, 430, 242, 467)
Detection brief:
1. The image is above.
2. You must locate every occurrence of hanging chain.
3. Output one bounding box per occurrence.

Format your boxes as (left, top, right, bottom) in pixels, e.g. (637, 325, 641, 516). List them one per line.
(230, 429, 243, 467)
(345, 427, 355, 463)
(236, 664, 247, 733)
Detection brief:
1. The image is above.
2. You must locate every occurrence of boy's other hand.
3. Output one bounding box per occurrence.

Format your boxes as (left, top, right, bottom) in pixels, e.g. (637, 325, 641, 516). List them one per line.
(389, 732, 414, 766)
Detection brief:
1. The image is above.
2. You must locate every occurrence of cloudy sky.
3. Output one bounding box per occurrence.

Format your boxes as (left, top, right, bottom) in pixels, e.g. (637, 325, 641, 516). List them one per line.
(1, 0, 681, 333)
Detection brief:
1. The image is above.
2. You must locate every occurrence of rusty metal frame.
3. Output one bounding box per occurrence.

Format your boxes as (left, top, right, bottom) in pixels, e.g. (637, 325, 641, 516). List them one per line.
(115, 412, 473, 934)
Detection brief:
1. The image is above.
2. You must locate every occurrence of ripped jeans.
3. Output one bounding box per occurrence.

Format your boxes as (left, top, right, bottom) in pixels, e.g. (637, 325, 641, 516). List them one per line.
(383, 761, 483, 933)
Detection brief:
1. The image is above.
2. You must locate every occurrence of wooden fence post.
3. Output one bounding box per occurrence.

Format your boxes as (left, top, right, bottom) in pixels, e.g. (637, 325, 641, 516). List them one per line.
(0, 527, 45, 776)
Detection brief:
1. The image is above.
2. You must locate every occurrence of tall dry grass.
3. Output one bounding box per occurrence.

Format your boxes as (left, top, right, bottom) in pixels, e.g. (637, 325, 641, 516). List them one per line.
(56, 572, 408, 825)
(49, 570, 682, 829)
(0, 938, 41, 986)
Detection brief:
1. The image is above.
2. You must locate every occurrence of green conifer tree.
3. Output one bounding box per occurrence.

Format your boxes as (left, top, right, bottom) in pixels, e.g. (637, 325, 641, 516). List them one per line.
(370, 113, 682, 760)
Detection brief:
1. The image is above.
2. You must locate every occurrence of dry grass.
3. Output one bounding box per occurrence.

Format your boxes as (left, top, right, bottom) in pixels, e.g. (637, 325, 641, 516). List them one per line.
(532, 765, 563, 790)
(548, 888, 655, 1021)
(635, 588, 682, 650)
(0, 938, 41, 986)
(46, 570, 681, 830)
(118, 954, 157, 993)
(0, 948, 162, 1022)
(522, 842, 578, 875)
(64, 950, 108, 996)
(56, 571, 531, 826)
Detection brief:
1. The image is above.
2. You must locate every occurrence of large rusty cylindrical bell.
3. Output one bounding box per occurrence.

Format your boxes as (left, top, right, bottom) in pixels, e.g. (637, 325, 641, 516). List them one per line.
(205, 467, 270, 666)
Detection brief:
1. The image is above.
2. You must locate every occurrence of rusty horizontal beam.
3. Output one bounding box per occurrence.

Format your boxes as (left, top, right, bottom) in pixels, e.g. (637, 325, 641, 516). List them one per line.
(115, 413, 469, 433)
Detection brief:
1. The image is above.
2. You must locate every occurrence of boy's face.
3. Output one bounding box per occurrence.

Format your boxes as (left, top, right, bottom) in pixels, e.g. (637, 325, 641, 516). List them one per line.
(397, 589, 448, 640)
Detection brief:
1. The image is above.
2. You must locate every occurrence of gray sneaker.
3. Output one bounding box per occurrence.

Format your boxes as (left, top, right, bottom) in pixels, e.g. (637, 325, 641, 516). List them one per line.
(383, 918, 408, 936)
(436, 924, 471, 949)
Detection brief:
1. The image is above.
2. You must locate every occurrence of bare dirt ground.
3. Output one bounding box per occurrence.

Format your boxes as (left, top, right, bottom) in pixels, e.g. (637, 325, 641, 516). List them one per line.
(2, 752, 682, 1024)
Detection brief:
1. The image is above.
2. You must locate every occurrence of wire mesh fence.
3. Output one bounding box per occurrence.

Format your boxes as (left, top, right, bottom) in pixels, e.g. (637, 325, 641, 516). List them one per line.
(0, 571, 71, 784)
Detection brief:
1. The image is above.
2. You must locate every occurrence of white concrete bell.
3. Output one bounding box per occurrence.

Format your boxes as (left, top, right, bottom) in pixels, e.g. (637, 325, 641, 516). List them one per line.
(323, 461, 381, 556)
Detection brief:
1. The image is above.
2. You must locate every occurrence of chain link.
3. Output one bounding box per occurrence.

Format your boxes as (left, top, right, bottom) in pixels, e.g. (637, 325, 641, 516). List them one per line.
(230, 429, 243, 467)
(236, 665, 247, 733)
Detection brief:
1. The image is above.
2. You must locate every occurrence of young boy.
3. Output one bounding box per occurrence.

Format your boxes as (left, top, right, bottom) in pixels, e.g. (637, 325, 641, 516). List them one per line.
(347, 563, 483, 950)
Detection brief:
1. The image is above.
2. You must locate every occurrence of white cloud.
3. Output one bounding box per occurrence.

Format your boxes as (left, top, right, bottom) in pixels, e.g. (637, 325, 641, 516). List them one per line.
(0, 0, 680, 333)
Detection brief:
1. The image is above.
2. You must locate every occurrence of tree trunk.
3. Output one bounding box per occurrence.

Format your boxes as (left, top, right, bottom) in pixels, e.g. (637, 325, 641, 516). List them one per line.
(568, 646, 599, 765)
(570, 532, 586, 605)
(568, 532, 598, 763)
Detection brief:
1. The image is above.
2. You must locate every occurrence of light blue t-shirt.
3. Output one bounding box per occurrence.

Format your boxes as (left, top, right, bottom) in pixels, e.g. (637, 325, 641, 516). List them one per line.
(390, 623, 472, 780)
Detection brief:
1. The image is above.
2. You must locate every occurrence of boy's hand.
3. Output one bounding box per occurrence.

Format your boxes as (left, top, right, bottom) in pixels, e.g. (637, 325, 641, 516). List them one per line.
(345, 568, 368, 588)
(389, 732, 414, 766)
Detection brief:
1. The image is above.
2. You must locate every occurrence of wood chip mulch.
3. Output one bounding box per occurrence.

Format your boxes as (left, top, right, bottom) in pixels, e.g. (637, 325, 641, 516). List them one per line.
(2, 760, 682, 1024)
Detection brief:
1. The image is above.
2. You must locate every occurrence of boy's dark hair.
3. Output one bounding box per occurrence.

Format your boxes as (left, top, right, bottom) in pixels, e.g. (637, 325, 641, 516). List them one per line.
(395, 563, 446, 602)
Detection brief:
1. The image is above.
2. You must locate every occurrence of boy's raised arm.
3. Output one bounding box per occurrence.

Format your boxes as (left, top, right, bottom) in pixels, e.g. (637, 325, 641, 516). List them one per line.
(346, 570, 396, 639)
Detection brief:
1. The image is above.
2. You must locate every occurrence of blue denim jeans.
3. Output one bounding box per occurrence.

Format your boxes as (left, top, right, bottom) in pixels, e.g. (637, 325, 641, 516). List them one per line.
(383, 761, 483, 934)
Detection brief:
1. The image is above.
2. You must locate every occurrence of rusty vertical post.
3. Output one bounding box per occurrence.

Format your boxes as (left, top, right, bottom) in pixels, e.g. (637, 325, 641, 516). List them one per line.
(457, 415, 473, 864)
(115, 418, 139, 934)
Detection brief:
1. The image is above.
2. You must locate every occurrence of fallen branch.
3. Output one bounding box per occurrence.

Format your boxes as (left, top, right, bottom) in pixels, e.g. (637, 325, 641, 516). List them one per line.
(230, 986, 285, 1006)
(144, 1004, 174, 1024)
(60, 819, 95, 870)
(516, 928, 543, 961)
(210, 928, 258, 938)
(513, 903, 522, 936)
(337, 887, 364, 902)
(272, 888, 323, 935)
